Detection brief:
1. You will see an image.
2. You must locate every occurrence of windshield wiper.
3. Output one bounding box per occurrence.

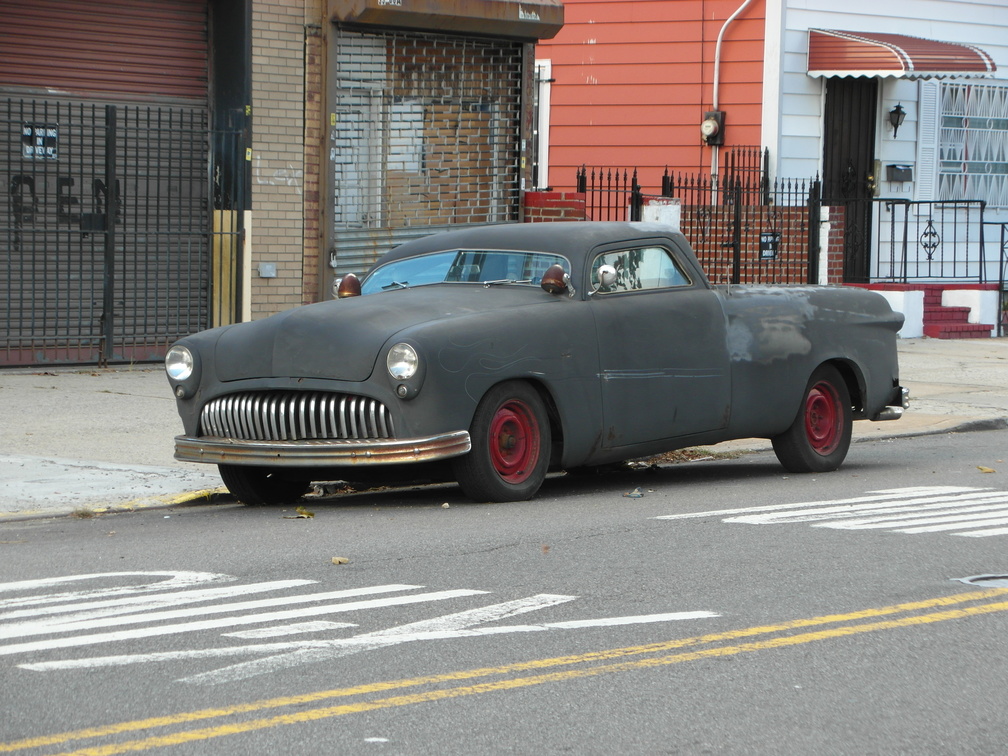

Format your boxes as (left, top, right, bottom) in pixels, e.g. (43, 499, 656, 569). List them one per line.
(483, 279, 532, 288)
(382, 280, 409, 290)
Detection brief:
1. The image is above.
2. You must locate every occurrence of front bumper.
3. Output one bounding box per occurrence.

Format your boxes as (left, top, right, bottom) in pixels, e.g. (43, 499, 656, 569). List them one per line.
(174, 431, 471, 467)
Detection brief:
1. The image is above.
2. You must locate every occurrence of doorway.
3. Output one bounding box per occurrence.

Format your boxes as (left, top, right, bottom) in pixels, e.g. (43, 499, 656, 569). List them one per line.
(822, 77, 878, 283)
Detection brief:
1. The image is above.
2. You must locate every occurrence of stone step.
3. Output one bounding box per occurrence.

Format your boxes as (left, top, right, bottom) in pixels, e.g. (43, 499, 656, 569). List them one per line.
(922, 322, 994, 339)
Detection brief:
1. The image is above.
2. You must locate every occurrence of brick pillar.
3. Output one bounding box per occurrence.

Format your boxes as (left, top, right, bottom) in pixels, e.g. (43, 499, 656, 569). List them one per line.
(522, 191, 587, 222)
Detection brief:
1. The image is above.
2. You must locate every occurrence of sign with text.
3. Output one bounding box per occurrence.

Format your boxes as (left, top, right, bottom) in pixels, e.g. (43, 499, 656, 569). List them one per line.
(759, 231, 780, 260)
(22, 123, 59, 160)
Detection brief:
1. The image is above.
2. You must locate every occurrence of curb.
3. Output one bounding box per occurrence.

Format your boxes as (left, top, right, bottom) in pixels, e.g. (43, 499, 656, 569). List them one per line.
(0, 487, 233, 523)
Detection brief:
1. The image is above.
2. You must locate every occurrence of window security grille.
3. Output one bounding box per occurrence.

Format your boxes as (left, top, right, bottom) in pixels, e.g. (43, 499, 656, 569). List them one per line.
(330, 28, 523, 231)
(939, 82, 1008, 208)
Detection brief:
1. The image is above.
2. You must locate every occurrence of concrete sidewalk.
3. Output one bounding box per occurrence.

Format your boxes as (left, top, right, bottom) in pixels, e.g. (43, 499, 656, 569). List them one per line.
(2, 337, 1006, 520)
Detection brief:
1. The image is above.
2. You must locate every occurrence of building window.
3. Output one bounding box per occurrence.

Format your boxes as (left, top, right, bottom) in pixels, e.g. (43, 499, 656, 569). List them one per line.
(938, 82, 1008, 208)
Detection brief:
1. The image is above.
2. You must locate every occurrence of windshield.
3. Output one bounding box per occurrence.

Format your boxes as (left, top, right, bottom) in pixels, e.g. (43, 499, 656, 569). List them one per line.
(360, 249, 569, 294)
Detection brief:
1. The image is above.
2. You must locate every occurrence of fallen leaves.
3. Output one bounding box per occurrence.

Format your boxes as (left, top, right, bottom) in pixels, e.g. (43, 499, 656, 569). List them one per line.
(282, 505, 315, 519)
(977, 466, 997, 474)
(331, 556, 350, 565)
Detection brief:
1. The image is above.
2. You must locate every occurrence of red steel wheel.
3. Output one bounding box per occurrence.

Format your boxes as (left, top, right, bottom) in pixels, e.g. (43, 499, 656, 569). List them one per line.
(487, 400, 541, 484)
(804, 380, 842, 455)
(772, 364, 852, 473)
(453, 381, 552, 502)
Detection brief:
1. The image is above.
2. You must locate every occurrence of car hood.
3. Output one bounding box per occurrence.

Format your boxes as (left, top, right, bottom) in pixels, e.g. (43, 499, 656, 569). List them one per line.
(212, 285, 541, 382)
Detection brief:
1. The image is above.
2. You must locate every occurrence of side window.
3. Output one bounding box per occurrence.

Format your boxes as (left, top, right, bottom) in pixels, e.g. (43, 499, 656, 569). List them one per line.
(590, 246, 690, 293)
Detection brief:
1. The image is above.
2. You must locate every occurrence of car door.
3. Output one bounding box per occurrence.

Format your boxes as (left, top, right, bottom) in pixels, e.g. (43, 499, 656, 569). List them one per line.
(588, 242, 731, 449)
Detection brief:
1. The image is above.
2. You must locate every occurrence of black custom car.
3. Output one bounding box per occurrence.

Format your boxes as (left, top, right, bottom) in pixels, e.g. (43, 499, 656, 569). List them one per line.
(165, 222, 908, 504)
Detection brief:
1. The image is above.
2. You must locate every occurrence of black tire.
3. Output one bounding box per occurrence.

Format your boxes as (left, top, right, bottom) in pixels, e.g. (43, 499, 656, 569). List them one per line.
(771, 364, 852, 473)
(218, 464, 311, 506)
(452, 381, 551, 502)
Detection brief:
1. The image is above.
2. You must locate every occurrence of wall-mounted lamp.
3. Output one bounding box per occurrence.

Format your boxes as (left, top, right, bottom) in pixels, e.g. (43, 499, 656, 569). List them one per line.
(888, 103, 906, 138)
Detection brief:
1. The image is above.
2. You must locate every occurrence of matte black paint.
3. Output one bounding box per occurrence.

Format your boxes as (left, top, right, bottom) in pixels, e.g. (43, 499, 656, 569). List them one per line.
(167, 222, 904, 475)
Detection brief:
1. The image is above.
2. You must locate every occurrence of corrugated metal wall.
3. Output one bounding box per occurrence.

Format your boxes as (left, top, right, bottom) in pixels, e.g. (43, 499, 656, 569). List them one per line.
(0, 0, 207, 102)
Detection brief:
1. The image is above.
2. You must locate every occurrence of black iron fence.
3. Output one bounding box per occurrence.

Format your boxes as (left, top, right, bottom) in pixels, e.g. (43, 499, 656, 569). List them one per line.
(576, 163, 819, 285)
(2, 98, 244, 366)
(577, 162, 1001, 293)
(871, 199, 987, 281)
(981, 220, 1008, 337)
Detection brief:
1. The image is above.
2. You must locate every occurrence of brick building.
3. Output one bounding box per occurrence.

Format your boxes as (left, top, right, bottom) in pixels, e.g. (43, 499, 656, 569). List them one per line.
(0, 0, 562, 366)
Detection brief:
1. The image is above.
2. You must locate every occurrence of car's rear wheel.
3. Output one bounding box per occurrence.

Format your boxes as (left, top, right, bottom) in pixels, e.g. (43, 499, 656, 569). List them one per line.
(452, 381, 551, 502)
(771, 364, 852, 473)
(218, 464, 311, 506)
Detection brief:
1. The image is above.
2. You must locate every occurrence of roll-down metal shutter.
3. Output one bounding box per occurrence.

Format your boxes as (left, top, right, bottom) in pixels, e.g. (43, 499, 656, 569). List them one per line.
(0, 0, 211, 366)
(0, 0, 207, 101)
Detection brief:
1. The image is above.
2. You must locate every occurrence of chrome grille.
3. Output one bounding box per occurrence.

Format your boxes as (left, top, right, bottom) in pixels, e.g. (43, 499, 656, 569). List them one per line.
(199, 391, 394, 441)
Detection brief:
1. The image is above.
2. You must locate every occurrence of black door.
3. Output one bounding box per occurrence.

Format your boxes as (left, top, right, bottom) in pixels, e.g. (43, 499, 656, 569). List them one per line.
(822, 77, 878, 283)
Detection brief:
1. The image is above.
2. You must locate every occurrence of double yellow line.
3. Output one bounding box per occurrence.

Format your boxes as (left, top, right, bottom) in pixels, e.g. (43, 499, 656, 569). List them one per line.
(5, 588, 1008, 756)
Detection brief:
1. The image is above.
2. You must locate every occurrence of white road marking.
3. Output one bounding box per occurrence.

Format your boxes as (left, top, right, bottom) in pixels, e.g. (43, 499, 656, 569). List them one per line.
(7, 574, 720, 686)
(19, 602, 719, 687)
(653, 487, 980, 521)
(655, 486, 1008, 538)
(543, 611, 717, 629)
(0, 579, 316, 627)
(0, 571, 232, 609)
(958, 526, 1008, 537)
(0, 588, 486, 657)
(223, 621, 357, 639)
(0, 583, 417, 642)
(179, 593, 580, 685)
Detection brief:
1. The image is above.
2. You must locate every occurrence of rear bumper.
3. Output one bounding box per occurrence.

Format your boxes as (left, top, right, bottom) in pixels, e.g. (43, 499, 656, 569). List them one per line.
(871, 386, 910, 422)
(174, 431, 471, 467)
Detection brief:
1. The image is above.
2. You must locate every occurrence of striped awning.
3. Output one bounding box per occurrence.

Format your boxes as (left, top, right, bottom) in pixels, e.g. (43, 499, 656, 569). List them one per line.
(808, 29, 996, 79)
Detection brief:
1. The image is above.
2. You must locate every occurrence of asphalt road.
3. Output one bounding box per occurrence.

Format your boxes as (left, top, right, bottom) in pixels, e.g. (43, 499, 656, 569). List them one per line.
(1, 428, 1006, 755)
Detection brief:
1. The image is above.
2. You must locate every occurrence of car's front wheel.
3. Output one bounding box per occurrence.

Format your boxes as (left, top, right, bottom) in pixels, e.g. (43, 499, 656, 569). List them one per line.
(452, 381, 551, 502)
(218, 464, 311, 506)
(771, 364, 852, 473)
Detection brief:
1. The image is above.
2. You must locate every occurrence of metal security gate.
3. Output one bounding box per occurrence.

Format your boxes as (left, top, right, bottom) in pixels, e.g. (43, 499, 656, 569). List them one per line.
(822, 77, 878, 283)
(326, 28, 524, 279)
(2, 98, 217, 366)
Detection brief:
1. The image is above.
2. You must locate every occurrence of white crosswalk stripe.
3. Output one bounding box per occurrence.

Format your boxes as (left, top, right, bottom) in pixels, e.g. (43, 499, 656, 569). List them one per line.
(0, 572, 718, 684)
(654, 486, 1008, 538)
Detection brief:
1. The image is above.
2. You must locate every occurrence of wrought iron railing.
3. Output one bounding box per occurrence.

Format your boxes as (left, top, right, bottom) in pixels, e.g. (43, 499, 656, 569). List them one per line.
(981, 221, 1007, 337)
(872, 199, 987, 283)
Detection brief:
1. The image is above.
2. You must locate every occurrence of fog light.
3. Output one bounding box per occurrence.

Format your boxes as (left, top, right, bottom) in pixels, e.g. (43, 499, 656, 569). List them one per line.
(396, 384, 408, 398)
(175, 385, 186, 399)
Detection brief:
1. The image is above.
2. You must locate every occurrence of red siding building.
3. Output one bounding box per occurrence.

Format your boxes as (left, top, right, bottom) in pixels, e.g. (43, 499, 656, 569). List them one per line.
(536, 0, 766, 191)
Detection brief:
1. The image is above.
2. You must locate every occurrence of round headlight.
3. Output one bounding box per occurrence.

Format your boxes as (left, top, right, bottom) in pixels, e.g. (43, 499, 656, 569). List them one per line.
(165, 345, 194, 381)
(387, 343, 419, 380)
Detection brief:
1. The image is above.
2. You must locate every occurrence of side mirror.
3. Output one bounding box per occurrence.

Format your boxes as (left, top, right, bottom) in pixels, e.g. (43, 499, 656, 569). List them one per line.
(593, 264, 617, 293)
(540, 264, 572, 296)
(335, 272, 361, 298)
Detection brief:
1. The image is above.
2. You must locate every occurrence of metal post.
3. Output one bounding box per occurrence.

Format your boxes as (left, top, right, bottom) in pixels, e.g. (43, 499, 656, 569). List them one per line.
(730, 180, 742, 284)
(100, 105, 118, 366)
(630, 169, 643, 222)
(806, 179, 821, 284)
